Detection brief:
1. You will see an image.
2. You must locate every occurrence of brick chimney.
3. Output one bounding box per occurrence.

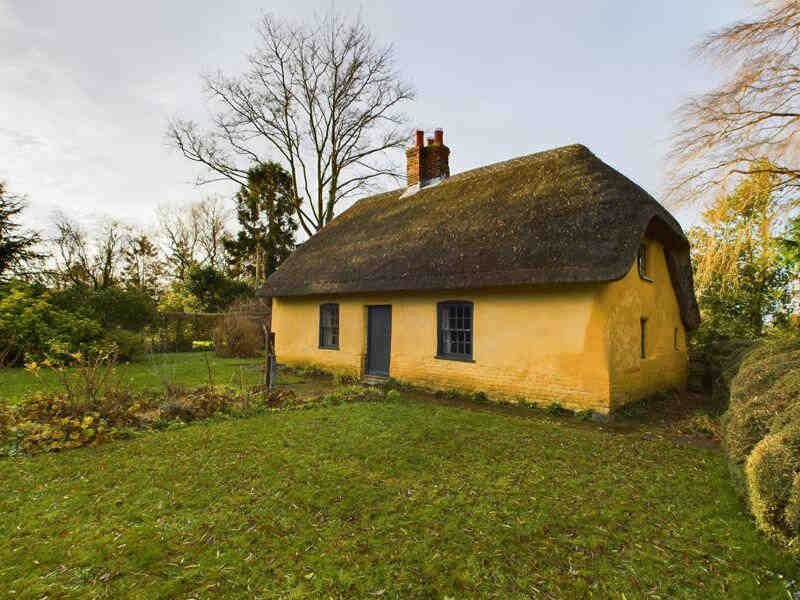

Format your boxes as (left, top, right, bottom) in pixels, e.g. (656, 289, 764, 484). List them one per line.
(405, 128, 450, 190)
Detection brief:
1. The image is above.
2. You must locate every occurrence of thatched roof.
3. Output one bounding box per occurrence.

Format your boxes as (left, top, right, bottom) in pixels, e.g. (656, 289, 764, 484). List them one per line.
(262, 144, 700, 329)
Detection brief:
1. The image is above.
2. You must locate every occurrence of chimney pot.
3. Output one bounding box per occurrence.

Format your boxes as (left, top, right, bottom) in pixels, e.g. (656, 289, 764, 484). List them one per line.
(405, 126, 450, 190)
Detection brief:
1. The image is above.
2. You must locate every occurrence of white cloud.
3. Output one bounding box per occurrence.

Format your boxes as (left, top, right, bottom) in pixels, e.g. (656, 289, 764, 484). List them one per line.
(0, 1, 212, 231)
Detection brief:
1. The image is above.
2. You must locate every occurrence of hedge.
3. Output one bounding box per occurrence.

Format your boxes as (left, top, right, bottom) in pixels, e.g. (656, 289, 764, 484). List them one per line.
(722, 333, 800, 551)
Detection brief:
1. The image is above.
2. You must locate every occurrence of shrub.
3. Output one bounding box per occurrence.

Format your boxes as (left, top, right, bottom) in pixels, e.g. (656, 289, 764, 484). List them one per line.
(546, 403, 572, 417)
(71, 286, 157, 332)
(0, 282, 101, 366)
(157, 389, 228, 423)
(0, 283, 159, 366)
(213, 315, 263, 358)
(745, 419, 800, 546)
(471, 391, 489, 404)
(26, 343, 121, 407)
(333, 371, 359, 386)
(722, 337, 800, 492)
(103, 328, 148, 362)
(185, 266, 254, 313)
(721, 332, 800, 549)
(0, 345, 309, 455)
(384, 377, 411, 392)
(435, 389, 461, 401)
(723, 369, 800, 464)
(0, 384, 297, 456)
(575, 409, 594, 422)
(386, 389, 402, 402)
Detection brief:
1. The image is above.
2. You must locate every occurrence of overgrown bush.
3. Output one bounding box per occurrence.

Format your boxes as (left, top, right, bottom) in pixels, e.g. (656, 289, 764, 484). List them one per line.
(0, 282, 101, 366)
(0, 383, 298, 456)
(0, 347, 300, 456)
(721, 332, 800, 550)
(2, 353, 410, 456)
(0, 282, 157, 366)
(51, 285, 157, 332)
(213, 315, 263, 358)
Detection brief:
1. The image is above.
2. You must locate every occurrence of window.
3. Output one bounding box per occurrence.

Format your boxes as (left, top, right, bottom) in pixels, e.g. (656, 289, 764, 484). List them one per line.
(319, 303, 339, 349)
(437, 301, 473, 360)
(637, 243, 649, 279)
(640, 318, 647, 359)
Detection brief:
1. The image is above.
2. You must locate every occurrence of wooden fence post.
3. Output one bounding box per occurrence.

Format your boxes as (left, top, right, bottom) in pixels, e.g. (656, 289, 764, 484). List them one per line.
(264, 328, 276, 390)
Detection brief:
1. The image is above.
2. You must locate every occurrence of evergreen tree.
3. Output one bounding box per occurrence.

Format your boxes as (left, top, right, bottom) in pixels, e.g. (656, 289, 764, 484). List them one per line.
(0, 181, 40, 281)
(185, 265, 252, 313)
(224, 162, 297, 285)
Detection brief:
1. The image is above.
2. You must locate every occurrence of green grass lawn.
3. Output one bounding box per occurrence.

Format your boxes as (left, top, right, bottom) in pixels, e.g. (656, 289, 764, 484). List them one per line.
(0, 398, 797, 598)
(0, 352, 288, 404)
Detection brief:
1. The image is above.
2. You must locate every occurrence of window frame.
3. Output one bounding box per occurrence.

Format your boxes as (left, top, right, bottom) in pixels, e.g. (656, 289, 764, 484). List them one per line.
(637, 242, 652, 282)
(318, 303, 340, 350)
(436, 300, 475, 362)
(640, 317, 648, 359)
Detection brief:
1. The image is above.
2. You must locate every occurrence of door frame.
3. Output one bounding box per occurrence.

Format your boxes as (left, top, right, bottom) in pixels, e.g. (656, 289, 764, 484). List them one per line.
(365, 305, 392, 376)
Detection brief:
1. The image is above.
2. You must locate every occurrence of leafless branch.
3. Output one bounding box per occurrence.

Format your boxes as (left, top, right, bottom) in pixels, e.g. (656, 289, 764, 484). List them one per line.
(667, 1, 800, 208)
(168, 11, 414, 234)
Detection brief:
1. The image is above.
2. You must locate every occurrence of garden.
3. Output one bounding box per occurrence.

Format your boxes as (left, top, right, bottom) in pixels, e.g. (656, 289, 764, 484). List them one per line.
(3, 2, 800, 597)
(0, 339, 798, 596)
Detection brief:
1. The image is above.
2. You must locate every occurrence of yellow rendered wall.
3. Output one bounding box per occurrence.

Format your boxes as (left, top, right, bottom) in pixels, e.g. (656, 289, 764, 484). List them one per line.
(272, 286, 613, 412)
(599, 237, 688, 409)
(271, 239, 689, 413)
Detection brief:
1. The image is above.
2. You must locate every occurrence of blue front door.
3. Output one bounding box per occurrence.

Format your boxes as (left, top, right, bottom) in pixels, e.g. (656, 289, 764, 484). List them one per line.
(366, 305, 391, 376)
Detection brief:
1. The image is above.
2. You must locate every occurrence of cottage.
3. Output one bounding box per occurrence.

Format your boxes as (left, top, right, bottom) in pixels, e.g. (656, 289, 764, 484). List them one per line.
(262, 131, 700, 414)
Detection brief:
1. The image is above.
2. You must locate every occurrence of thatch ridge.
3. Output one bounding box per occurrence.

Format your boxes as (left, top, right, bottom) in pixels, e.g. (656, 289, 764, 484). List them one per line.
(263, 144, 700, 329)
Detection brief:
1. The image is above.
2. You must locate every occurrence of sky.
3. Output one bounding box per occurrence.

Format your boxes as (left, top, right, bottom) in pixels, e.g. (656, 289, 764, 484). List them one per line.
(1, 0, 752, 235)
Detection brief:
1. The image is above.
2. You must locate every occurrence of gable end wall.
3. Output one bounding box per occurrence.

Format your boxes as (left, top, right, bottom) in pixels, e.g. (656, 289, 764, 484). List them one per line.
(599, 237, 689, 409)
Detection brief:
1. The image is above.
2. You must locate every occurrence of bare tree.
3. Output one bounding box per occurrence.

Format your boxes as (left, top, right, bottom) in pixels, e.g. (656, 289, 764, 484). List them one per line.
(157, 203, 201, 280)
(51, 215, 127, 289)
(668, 1, 800, 206)
(158, 197, 231, 278)
(168, 12, 414, 236)
(195, 196, 231, 270)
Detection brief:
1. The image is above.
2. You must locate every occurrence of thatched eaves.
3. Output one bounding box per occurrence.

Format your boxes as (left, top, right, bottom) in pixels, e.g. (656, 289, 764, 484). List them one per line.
(262, 144, 700, 330)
